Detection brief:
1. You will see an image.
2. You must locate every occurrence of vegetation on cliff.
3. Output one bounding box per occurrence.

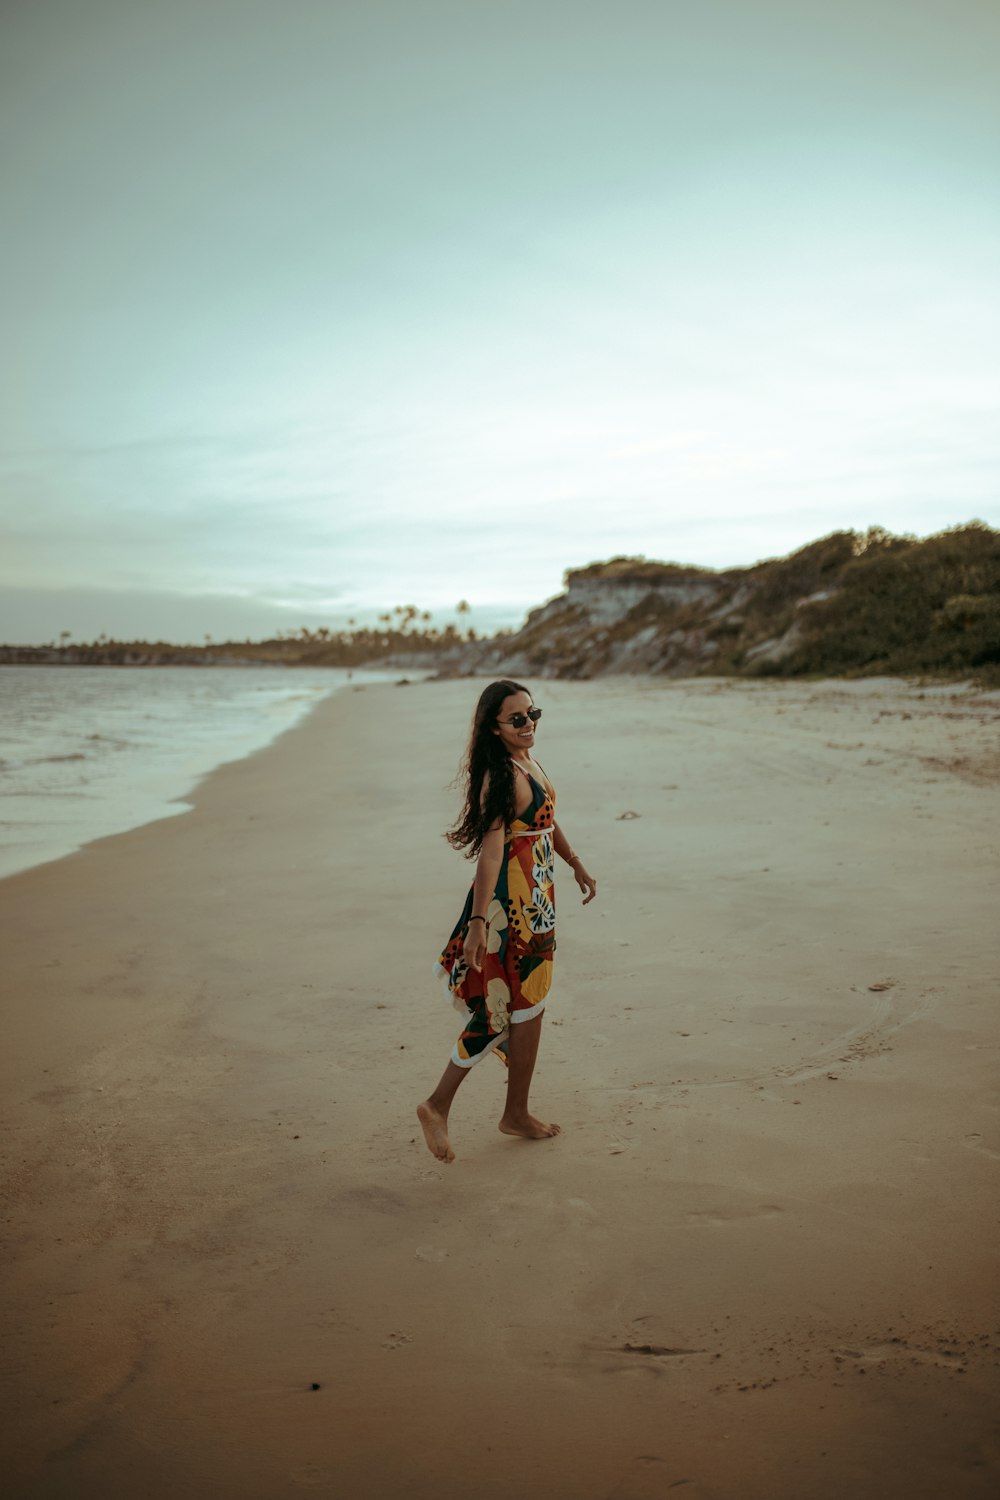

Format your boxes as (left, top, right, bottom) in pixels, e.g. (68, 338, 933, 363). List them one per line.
(765, 524, 1000, 676)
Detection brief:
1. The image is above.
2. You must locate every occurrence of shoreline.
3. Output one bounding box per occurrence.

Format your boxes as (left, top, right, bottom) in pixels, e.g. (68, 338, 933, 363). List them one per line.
(2, 675, 998, 1498)
(0, 665, 394, 882)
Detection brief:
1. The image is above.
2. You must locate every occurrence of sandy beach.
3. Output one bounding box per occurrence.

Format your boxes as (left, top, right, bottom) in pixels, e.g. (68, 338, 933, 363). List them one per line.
(2, 674, 998, 1500)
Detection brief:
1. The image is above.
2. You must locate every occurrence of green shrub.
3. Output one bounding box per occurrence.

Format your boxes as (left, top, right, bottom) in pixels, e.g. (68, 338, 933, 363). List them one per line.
(779, 523, 1000, 675)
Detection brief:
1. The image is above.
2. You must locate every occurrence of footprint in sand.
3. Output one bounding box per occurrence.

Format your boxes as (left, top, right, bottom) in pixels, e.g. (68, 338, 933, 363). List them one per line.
(290, 1463, 335, 1488)
(334, 1186, 407, 1215)
(686, 1204, 783, 1227)
(963, 1132, 1000, 1161)
(619, 1343, 703, 1358)
(382, 1331, 413, 1350)
(607, 1456, 709, 1499)
(415, 1245, 448, 1262)
(567, 1197, 599, 1218)
(832, 1339, 971, 1374)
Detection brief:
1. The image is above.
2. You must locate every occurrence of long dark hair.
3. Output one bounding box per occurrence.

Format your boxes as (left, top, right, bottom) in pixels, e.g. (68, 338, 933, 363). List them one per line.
(445, 679, 531, 857)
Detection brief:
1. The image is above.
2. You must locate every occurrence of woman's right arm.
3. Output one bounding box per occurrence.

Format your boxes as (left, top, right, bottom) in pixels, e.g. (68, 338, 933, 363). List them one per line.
(463, 821, 505, 972)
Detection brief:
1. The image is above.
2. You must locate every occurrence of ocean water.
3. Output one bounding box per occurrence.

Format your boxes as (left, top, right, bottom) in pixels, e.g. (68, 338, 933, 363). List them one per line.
(0, 664, 390, 880)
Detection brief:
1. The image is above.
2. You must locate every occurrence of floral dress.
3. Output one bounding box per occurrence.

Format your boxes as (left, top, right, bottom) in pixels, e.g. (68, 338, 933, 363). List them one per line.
(435, 764, 556, 1067)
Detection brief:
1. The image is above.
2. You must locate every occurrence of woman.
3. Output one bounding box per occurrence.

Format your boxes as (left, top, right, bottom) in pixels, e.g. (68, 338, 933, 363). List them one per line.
(417, 680, 597, 1163)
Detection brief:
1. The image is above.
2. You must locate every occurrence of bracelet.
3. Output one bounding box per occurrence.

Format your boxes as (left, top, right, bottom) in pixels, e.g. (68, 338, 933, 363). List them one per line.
(467, 914, 487, 924)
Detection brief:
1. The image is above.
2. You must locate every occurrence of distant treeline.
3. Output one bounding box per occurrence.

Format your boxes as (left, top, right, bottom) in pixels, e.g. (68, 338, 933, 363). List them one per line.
(0, 614, 490, 668)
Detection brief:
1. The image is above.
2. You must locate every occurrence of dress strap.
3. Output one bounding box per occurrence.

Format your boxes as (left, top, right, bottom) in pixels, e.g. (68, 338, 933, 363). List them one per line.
(531, 757, 553, 795)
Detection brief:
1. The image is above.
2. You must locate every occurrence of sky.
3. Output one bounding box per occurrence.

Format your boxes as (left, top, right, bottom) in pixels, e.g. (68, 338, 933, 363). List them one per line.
(1, 0, 998, 643)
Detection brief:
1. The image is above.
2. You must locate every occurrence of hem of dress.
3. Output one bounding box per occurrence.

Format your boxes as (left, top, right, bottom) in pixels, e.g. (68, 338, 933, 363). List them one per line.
(509, 995, 549, 1024)
(451, 1029, 509, 1069)
(434, 962, 469, 1014)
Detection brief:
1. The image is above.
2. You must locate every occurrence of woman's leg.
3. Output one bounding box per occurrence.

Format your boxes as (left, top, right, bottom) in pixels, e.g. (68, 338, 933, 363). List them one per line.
(499, 1013, 561, 1139)
(417, 1059, 468, 1163)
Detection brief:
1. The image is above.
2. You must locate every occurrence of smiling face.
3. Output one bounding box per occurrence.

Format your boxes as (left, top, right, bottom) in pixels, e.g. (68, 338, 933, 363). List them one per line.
(493, 689, 537, 756)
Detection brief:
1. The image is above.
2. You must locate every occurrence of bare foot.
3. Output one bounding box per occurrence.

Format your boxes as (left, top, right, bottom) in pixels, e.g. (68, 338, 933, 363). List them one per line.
(417, 1101, 455, 1163)
(498, 1113, 561, 1140)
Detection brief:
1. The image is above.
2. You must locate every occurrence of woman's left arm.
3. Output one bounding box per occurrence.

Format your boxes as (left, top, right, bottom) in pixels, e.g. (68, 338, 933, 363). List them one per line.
(552, 820, 597, 905)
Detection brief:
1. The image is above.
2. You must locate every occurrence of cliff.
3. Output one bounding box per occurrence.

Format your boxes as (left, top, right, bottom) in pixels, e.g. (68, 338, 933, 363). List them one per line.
(442, 523, 1000, 680)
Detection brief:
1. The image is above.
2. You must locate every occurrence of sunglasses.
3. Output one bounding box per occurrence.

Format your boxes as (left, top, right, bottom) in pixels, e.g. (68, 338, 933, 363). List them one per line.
(497, 707, 543, 729)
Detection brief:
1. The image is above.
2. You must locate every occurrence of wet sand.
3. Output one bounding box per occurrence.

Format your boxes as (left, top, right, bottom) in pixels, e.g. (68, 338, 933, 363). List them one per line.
(2, 675, 998, 1499)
